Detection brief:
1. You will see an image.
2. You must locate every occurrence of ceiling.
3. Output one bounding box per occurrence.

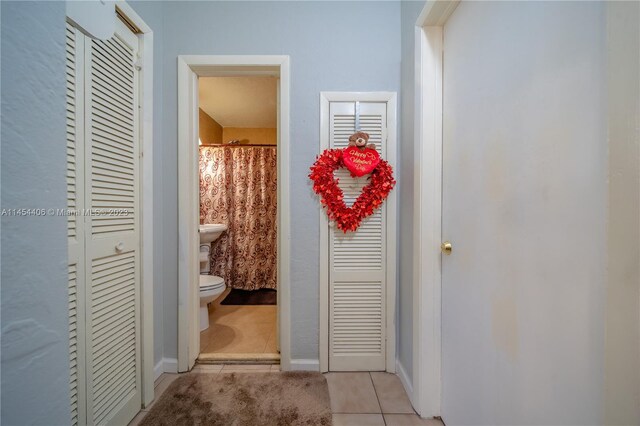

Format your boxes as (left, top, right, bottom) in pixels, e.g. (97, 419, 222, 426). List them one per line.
(199, 77, 277, 128)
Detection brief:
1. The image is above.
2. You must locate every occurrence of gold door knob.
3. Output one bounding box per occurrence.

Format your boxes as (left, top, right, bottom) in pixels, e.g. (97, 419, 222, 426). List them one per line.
(441, 241, 452, 255)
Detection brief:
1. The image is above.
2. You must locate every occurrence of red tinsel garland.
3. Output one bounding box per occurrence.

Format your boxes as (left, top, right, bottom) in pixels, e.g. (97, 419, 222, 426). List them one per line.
(309, 148, 396, 232)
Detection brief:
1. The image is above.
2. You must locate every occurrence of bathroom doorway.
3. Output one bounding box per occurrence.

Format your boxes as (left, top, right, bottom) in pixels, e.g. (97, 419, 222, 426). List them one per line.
(197, 76, 279, 362)
(177, 56, 291, 372)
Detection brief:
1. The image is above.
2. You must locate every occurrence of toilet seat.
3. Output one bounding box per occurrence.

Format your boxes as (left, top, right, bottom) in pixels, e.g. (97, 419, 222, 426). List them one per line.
(200, 274, 224, 291)
(199, 275, 226, 332)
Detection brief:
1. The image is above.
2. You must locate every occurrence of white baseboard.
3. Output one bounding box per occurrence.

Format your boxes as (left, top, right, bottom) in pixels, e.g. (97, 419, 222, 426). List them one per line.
(154, 359, 164, 382)
(163, 357, 178, 373)
(396, 359, 414, 407)
(289, 359, 320, 371)
(154, 357, 179, 382)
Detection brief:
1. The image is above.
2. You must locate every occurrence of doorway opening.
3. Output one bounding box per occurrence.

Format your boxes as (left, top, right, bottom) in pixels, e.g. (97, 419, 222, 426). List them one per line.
(177, 56, 291, 372)
(197, 76, 279, 362)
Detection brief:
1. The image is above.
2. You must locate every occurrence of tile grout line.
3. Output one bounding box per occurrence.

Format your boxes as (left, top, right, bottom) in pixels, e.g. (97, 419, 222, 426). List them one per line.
(260, 329, 273, 354)
(368, 372, 387, 425)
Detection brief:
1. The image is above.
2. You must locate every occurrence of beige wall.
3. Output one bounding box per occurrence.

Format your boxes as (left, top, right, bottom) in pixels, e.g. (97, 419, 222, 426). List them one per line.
(199, 108, 223, 145)
(199, 110, 276, 146)
(222, 127, 276, 145)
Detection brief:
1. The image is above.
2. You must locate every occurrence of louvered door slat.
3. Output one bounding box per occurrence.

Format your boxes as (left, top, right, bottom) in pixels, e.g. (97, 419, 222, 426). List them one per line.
(91, 58, 135, 98)
(66, 21, 87, 426)
(67, 15, 141, 426)
(67, 25, 78, 240)
(69, 264, 81, 425)
(84, 17, 141, 426)
(88, 32, 136, 237)
(328, 102, 388, 371)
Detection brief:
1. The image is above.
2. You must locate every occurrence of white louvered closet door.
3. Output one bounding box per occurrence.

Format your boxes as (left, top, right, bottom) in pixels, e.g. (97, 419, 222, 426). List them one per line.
(67, 21, 87, 426)
(328, 102, 388, 371)
(84, 18, 141, 426)
(67, 16, 141, 426)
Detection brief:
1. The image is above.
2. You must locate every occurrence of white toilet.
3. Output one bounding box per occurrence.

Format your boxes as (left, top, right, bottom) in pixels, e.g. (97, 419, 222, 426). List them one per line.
(199, 224, 228, 331)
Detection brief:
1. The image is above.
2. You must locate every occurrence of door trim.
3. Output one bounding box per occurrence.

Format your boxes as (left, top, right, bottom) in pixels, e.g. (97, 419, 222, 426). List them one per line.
(177, 55, 291, 372)
(113, 2, 155, 409)
(318, 91, 398, 373)
(413, 0, 459, 418)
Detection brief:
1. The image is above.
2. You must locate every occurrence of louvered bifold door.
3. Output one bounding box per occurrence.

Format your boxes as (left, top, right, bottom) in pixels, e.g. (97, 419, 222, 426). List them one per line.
(67, 21, 87, 426)
(84, 18, 141, 426)
(328, 102, 388, 371)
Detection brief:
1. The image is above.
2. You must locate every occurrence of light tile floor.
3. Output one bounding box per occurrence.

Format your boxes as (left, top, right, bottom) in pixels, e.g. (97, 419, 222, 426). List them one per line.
(199, 288, 278, 358)
(326, 372, 442, 425)
(129, 366, 444, 426)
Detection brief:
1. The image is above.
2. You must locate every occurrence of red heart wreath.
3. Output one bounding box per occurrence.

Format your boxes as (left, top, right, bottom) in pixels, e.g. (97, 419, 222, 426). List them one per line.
(309, 148, 396, 232)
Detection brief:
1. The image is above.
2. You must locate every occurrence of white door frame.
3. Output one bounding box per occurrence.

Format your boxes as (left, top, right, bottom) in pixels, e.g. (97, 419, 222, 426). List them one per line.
(177, 55, 291, 372)
(113, 2, 156, 409)
(318, 91, 398, 373)
(412, 0, 459, 418)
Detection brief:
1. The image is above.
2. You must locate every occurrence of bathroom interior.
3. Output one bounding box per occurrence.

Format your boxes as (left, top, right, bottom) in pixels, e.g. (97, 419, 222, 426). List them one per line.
(197, 76, 279, 362)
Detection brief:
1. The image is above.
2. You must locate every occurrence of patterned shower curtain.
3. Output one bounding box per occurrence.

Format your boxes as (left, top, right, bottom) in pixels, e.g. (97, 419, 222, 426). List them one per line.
(199, 146, 277, 290)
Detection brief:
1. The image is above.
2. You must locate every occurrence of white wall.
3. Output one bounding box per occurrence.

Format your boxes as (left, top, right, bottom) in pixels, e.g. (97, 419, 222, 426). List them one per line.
(0, 2, 71, 424)
(129, 1, 402, 362)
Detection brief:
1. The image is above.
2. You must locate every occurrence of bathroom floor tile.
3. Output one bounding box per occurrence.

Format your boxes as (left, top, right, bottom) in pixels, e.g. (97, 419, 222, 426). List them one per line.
(325, 372, 381, 414)
(370, 372, 415, 414)
(199, 288, 277, 358)
(264, 329, 278, 353)
(202, 322, 272, 353)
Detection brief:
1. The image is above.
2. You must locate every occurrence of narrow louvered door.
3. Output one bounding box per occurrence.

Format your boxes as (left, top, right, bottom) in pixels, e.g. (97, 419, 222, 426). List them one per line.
(67, 21, 87, 426)
(84, 18, 141, 426)
(328, 102, 388, 371)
